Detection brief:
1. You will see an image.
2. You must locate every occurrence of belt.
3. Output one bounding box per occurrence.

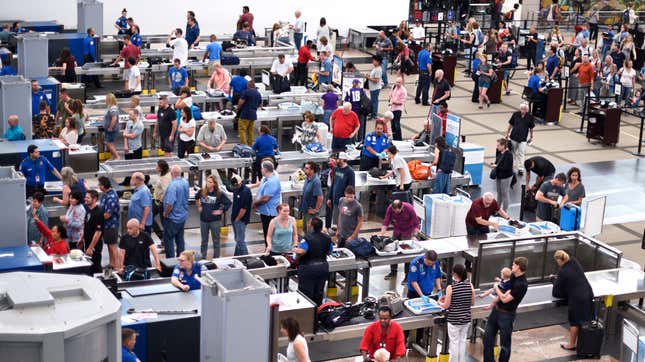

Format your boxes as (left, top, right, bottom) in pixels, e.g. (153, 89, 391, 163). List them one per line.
(495, 306, 515, 313)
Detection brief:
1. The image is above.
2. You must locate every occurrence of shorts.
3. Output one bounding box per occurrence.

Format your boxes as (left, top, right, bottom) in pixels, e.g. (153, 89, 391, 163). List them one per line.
(104, 130, 118, 143)
(159, 134, 175, 152)
(479, 79, 491, 88)
(123, 68, 131, 81)
(103, 227, 119, 245)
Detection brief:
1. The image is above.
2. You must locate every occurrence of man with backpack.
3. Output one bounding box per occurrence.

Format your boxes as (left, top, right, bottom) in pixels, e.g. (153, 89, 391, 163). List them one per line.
(431, 136, 455, 194)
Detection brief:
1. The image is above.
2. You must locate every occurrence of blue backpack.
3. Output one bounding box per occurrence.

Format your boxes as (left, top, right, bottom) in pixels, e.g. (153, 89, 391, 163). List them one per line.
(347, 237, 374, 258)
(233, 143, 255, 158)
(510, 50, 518, 68)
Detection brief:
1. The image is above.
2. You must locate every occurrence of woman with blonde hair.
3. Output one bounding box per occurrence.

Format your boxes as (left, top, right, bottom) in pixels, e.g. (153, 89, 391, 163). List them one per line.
(171, 250, 202, 292)
(104, 93, 120, 160)
(196, 175, 231, 259)
(52, 166, 88, 206)
(551, 250, 594, 351)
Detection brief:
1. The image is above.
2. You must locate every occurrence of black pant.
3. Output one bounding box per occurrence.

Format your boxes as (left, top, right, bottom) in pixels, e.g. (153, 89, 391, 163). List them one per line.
(260, 213, 273, 246)
(26, 184, 46, 198)
(359, 154, 380, 171)
(484, 308, 516, 362)
(325, 202, 333, 229)
(88, 244, 103, 275)
(472, 75, 480, 102)
(294, 62, 308, 86)
(589, 23, 598, 41)
(391, 110, 403, 141)
(152, 201, 165, 240)
(526, 47, 536, 70)
(415, 71, 430, 104)
(178, 140, 195, 159)
(298, 261, 329, 305)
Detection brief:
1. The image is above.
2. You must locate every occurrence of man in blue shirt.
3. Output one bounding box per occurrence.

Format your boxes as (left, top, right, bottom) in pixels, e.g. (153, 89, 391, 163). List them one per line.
(360, 119, 390, 171)
(163, 165, 190, 257)
(545, 47, 560, 81)
(202, 34, 223, 74)
(252, 160, 281, 245)
(168, 58, 189, 94)
(20, 144, 62, 197)
(121, 328, 140, 362)
(127, 172, 153, 233)
(326, 153, 355, 228)
(185, 17, 200, 49)
(114, 9, 128, 35)
(415, 42, 433, 105)
(130, 25, 142, 48)
(229, 69, 248, 104)
(231, 175, 252, 255)
(0, 58, 16, 76)
(3, 115, 25, 140)
(237, 80, 262, 146)
(98, 177, 121, 268)
(407, 250, 442, 299)
(300, 161, 323, 233)
(318, 52, 333, 86)
(83, 27, 101, 88)
(31, 80, 49, 117)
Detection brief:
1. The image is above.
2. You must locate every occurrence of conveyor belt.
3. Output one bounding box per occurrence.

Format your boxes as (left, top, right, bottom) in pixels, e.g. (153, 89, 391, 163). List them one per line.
(100, 157, 195, 177)
(188, 152, 252, 170)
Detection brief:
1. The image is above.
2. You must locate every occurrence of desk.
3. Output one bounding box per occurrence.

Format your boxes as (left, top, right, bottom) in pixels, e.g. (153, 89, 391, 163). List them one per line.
(488, 69, 505, 104)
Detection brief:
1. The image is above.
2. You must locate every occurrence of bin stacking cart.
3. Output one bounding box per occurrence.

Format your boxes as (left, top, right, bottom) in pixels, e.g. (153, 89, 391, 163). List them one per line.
(0, 166, 27, 247)
(200, 268, 272, 362)
(0, 75, 32, 139)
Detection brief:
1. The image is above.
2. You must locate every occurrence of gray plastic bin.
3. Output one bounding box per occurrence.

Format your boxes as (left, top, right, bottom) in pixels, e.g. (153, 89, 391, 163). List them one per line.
(0, 166, 27, 247)
(200, 268, 272, 362)
(17, 34, 49, 79)
(77, 0, 104, 37)
(0, 75, 32, 139)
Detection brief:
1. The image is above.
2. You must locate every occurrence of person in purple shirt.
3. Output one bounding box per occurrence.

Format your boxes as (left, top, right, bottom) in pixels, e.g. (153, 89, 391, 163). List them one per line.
(344, 79, 367, 141)
(380, 200, 420, 280)
(320, 85, 339, 126)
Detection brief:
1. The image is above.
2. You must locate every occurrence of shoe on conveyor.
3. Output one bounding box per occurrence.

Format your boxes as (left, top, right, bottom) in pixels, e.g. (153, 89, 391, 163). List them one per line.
(384, 272, 397, 280)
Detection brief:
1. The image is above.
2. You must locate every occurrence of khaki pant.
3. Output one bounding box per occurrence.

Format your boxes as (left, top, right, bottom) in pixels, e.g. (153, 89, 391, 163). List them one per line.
(238, 118, 255, 146)
(510, 140, 527, 173)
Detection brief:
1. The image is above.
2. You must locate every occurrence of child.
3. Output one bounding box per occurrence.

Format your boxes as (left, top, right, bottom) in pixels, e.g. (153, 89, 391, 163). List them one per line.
(479, 267, 512, 300)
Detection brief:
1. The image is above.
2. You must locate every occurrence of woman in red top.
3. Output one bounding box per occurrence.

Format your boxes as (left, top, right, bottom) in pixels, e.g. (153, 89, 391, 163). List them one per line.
(34, 214, 70, 255)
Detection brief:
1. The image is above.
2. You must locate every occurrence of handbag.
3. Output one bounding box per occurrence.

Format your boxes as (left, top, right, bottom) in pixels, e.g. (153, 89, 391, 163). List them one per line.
(489, 168, 497, 180)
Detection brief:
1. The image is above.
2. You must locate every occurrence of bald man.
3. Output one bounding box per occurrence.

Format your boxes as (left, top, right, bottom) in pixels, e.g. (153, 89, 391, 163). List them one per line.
(465, 192, 511, 235)
(289, 10, 305, 49)
(3, 115, 25, 140)
(163, 165, 190, 257)
(127, 172, 153, 233)
(330, 102, 360, 152)
(119, 219, 161, 272)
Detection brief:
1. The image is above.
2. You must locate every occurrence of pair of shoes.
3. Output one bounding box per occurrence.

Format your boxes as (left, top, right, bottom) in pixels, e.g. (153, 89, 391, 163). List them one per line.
(384, 272, 397, 280)
(505, 90, 511, 95)
(422, 103, 431, 106)
(487, 101, 491, 108)
(518, 170, 524, 176)
(560, 344, 576, 351)
(415, 99, 420, 104)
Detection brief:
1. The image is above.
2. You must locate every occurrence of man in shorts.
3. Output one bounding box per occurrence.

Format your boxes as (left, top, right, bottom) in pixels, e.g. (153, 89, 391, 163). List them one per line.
(99, 176, 121, 268)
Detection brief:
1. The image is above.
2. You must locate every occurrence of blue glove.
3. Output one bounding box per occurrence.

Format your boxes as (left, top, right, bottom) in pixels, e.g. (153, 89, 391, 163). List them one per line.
(421, 295, 430, 304)
(378, 152, 386, 159)
(436, 290, 444, 298)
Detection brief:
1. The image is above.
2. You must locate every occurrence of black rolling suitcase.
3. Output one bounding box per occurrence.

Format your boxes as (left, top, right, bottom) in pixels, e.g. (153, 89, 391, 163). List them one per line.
(576, 320, 604, 358)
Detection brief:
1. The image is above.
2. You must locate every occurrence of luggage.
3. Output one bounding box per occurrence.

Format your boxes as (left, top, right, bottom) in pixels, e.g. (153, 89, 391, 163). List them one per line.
(523, 189, 538, 211)
(370, 235, 395, 251)
(407, 160, 431, 180)
(114, 89, 135, 98)
(232, 143, 255, 158)
(160, 257, 180, 277)
(392, 190, 412, 204)
(346, 237, 374, 258)
(559, 204, 581, 231)
(123, 265, 149, 281)
(359, 91, 372, 116)
(378, 291, 404, 316)
(221, 53, 240, 65)
(317, 301, 352, 330)
(576, 320, 604, 358)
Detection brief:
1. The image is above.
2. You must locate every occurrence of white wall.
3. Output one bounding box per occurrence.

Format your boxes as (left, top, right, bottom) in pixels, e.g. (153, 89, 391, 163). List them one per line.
(2, 0, 408, 38)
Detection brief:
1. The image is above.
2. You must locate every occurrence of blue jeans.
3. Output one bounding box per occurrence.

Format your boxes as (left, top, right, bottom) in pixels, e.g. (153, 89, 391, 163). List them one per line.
(483, 308, 516, 362)
(430, 104, 442, 144)
(163, 219, 186, 258)
(200, 220, 222, 259)
(294, 33, 303, 49)
(433, 171, 451, 194)
(233, 221, 249, 256)
(621, 86, 633, 104)
(322, 109, 333, 126)
(370, 89, 380, 119)
(381, 57, 389, 86)
(356, 114, 367, 142)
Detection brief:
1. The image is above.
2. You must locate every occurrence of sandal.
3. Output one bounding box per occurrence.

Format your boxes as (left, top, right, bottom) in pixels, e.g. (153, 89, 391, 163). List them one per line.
(560, 344, 576, 351)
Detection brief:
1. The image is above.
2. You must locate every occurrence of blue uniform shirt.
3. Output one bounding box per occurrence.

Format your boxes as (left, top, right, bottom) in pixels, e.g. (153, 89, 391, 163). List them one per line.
(172, 262, 202, 290)
(164, 178, 190, 223)
(257, 173, 281, 216)
(300, 174, 323, 213)
(0, 65, 17, 76)
(185, 23, 200, 47)
(362, 131, 390, 158)
(252, 133, 279, 158)
(528, 74, 541, 94)
(407, 255, 441, 295)
(230, 75, 248, 94)
(19, 156, 55, 186)
(115, 16, 128, 34)
(122, 346, 138, 362)
(239, 88, 262, 120)
(417, 49, 432, 72)
(128, 185, 153, 226)
(168, 66, 189, 90)
(83, 36, 97, 61)
(130, 33, 142, 47)
(546, 55, 560, 77)
(206, 42, 222, 61)
(100, 189, 120, 229)
(32, 90, 49, 116)
(3, 125, 24, 140)
(318, 58, 333, 85)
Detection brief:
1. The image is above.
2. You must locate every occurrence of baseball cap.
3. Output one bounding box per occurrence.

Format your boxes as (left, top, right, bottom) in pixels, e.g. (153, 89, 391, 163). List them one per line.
(338, 152, 349, 160)
(352, 79, 361, 84)
(230, 175, 243, 186)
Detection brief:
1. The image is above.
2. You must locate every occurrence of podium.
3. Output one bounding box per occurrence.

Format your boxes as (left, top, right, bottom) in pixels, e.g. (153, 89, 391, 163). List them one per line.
(587, 104, 621, 146)
(545, 88, 563, 124)
(488, 70, 505, 104)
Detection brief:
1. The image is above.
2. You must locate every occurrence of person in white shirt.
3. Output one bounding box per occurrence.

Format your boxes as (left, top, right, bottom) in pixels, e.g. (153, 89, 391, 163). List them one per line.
(167, 28, 189, 66)
(177, 106, 196, 158)
(289, 10, 305, 49)
(271, 54, 294, 78)
(127, 57, 142, 92)
(59, 118, 78, 146)
(384, 145, 413, 190)
(411, 19, 425, 45)
(316, 17, 331, 51)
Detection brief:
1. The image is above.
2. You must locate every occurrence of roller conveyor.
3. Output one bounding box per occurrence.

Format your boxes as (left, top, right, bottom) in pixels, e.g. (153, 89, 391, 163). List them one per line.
(188, 152, 252, 170)
(100, 157, 195, 178)
(275, 150, 330, 166)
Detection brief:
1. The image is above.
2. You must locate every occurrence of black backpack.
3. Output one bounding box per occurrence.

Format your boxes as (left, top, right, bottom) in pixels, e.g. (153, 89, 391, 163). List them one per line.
(438, 148, 456, 173)
(317, 302, 353, 330)
(123, 265, 149, 281)
(359, 90, 372, 116)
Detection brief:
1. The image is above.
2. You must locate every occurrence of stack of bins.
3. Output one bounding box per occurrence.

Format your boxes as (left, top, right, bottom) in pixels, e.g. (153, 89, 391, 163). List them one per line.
(423, 194, 452, 239)
(0, 166, 27, 247)
(450, 195, 472, 236)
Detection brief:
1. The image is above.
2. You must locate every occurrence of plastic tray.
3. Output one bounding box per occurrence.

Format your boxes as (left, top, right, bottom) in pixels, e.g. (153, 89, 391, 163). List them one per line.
(404, 297, 443, 315)
(374, 242, 400, 257)
(213, 258, 245, 270)
(528, 221, 561, 235)
(398, 240, 425, 254)
(328, 248, 355, 262)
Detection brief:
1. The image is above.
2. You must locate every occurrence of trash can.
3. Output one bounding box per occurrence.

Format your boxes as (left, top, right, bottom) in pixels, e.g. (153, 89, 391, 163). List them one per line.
(200, 268, 272, 362)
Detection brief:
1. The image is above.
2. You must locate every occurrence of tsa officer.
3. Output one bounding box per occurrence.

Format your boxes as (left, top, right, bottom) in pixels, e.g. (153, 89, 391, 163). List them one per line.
(114, 8, 128, 35)
(407, 250, 442, 299)
(83, 28, 101, 88)
(20, 144, 63, 198)
(360, 119, 390, 171)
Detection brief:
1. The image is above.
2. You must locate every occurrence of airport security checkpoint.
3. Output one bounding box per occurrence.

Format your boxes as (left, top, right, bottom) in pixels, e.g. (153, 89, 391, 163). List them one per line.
(2, 1, 645, 361)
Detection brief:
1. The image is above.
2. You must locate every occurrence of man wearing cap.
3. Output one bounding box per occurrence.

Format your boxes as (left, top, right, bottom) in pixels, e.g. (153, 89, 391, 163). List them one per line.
(330, 102, 360, 152)
(197, 118, 227, 153)
(231, 175, 252, 255)
(327, 153, 355, 227)
(344, 79, 368, 141)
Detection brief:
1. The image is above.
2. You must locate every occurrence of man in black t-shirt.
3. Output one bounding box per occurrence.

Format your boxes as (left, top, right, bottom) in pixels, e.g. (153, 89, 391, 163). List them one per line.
(526, 26, 539, 70)
(524, 156, 555, 189)
(483, 257, 528, 362)
(535, 173, 567, 221)
(83, 190, 104, 274)
(505, 103, 535, 175)
(119, 219, 162, 271)
(154, 95, 177, 156)
(431, 69, 451, 119)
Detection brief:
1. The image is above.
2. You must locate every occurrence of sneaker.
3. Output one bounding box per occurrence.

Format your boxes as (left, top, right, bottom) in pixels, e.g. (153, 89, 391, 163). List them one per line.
(505, 90, 511, 96)
(384, 272, 397, 280)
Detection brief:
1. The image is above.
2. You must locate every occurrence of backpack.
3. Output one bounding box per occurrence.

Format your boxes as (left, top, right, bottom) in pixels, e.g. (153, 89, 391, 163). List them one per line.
(510, 50, 518, 68)
(221, 53, 240, 65)
(370, 235, 395, 251)
(123, 265, 149, 281)
(475, 29, 484, 46)
(346, 237, 374, 258)
(359, 90, 372, 116)
(232, 143, 255, 158)
(438, 148, 456, 173)
(622, 9, 630, 25)
(190, 105, 202, 120)
(317, 301, 353, 330)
